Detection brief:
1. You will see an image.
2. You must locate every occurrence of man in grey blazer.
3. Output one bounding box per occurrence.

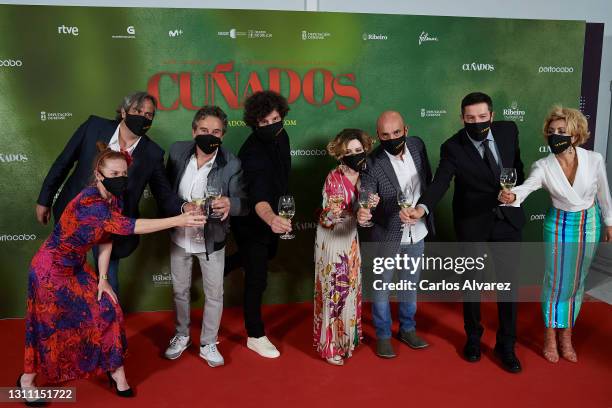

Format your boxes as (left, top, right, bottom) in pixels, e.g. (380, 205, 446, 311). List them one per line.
(164, 106, 247, 367)
(358, 111, 434, 358)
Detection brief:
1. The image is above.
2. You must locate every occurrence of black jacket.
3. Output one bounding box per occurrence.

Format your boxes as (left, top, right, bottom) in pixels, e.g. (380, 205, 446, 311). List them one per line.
(37, 115, 184, 259)
(231, 130, 291, 250)
(418, 121, 525, 241)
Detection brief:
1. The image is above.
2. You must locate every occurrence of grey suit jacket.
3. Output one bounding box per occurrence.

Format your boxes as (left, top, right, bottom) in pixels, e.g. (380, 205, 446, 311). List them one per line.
(360, 136, 435, 246)
(166, 141, 248, 255)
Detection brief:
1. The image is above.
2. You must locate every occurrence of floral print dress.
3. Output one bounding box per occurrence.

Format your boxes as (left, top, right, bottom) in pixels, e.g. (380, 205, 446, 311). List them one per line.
(24, 186, 135, 383)
(313, 167, 362, 359)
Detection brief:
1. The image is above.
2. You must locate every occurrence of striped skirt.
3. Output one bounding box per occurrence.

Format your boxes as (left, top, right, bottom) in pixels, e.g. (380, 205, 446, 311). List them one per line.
(542, 205, 601, 328)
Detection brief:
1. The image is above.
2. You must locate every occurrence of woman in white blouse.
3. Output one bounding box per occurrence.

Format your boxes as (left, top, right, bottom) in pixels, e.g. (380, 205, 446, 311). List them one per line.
(499, 106, 612, 363)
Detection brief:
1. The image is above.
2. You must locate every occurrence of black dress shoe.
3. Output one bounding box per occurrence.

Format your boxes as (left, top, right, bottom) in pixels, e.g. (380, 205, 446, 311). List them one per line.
(106, 372, 134, 398)
(463, 341, 481, 362)
(494, 348, 522, 373)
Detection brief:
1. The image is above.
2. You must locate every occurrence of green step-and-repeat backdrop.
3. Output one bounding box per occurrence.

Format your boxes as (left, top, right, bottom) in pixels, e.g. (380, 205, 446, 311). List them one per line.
(0, 5, 585, 317)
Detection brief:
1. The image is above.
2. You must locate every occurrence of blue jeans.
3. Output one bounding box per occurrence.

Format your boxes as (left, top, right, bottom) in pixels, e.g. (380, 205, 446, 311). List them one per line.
(372, 240, 424, 339)
(92, 245, 121, 297)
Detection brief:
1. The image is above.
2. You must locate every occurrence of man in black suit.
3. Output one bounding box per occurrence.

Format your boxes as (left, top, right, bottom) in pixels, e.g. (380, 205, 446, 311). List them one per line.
(230, 90, 292, 359)
(357, 111, 435, 358)
(35, 91, 185, 296)
(411, 92, 525, 373)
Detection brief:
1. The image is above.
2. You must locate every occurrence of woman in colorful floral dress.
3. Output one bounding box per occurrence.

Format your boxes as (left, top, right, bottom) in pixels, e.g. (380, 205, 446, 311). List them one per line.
(18, 143, 204, 403)
(313, 129, 376, 365)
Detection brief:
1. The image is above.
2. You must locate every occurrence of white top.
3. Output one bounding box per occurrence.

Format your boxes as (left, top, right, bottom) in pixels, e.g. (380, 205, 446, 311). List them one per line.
(385, 146, 428, 243)
(170, 152, 217, 253)
(510, 147, 612, 226)
(108, 125, 141, 155)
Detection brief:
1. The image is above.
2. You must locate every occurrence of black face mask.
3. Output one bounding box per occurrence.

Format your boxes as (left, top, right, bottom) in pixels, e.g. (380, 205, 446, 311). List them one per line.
(256, 120, 283, 143)
(101, 176, 128, 197)
(464, 120, 491, 142)
(341, 151, 367, 172)
(548, 133, 573, 154)
(380, 135, 406, 156)
(124, 113, 153, 136)
(195, 134, 222, 154)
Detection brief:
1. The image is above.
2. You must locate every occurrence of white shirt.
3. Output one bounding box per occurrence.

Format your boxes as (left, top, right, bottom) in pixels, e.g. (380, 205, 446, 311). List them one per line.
(108, 125, 141, 155)
(510, 147, 612, 226)
(385, 146, 428, 243)
(171, 152, 217, 253)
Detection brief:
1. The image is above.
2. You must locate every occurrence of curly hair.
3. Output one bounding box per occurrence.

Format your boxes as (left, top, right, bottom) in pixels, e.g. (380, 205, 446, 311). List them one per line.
(542, 105, 590, 146)
(326, 128, 374, 160)
(243, 90, 290, 130)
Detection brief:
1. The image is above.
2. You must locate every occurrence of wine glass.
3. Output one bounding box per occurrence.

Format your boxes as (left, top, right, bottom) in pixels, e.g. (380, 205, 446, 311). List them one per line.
(190, 192, 206, 245)
(499, 168, 517, 207)
(278, 195, 295, 240)
(358, 186, 374, 227)
(328, 179, 345, 224)
(397, 183, 414, 241)
(206, 181, 223, 219)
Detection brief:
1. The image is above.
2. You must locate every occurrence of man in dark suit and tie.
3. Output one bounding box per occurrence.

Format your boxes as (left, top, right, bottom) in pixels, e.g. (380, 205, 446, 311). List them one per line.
(35, 91, 185, 296)
(410, 92, 525, 373)
(357, 111, 435, 358)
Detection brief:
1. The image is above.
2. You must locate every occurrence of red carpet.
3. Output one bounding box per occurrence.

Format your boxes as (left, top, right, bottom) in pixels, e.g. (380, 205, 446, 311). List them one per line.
(2, 301, 611, 407)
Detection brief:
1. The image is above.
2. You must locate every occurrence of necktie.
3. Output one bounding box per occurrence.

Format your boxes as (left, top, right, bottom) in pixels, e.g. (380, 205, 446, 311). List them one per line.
(482, 140, 500, 180)
(120, 148, 133, 167)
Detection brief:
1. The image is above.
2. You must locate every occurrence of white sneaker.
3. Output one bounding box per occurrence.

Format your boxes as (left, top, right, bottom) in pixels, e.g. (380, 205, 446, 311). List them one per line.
(164, 335, 191, 360)
(200, 343, 225, 367)
(247, 336, 280, 358)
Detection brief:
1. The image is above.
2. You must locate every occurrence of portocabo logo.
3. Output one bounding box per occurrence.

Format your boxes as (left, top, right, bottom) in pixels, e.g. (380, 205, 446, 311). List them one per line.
(0, 59, 22, 67)
(0, 233, 37, 241)
(538, 66, 574, 73)
(148, 61, 361, 111)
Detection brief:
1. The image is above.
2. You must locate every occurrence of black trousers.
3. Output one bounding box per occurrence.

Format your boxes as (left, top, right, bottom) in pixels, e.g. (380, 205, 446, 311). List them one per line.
(238, 239, 275, 338)
(462, 218, 521, 351)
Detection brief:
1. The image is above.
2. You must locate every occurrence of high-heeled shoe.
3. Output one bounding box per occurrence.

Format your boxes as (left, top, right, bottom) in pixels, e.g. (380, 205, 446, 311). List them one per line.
(16, 374, 46, 407)
(558, 328, 578, 362)
(106, 371, 134, 397)
(542, 328, 559, 363)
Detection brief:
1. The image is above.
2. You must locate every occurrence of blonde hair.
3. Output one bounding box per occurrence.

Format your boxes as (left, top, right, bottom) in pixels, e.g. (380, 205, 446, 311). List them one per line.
(326, 128, 373, 160)
(542, 105, 590, 146)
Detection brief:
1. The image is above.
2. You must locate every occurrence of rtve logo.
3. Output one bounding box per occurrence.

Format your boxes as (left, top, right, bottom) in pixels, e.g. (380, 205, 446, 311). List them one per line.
(57, 25, 79, 36)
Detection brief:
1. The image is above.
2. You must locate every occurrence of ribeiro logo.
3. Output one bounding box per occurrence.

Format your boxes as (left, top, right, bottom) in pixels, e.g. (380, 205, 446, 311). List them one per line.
(503, 101, 525, 122)
(462, 62, 495, 71)
(0, 59, 22, 67)
(57, 25, 79, 36)
(0, 153, 28, 163)
(169, 29, 183, 37)
(418, 32, 438, 45)
(362, 33, 388, 41)
(538, 66, 574, 73)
